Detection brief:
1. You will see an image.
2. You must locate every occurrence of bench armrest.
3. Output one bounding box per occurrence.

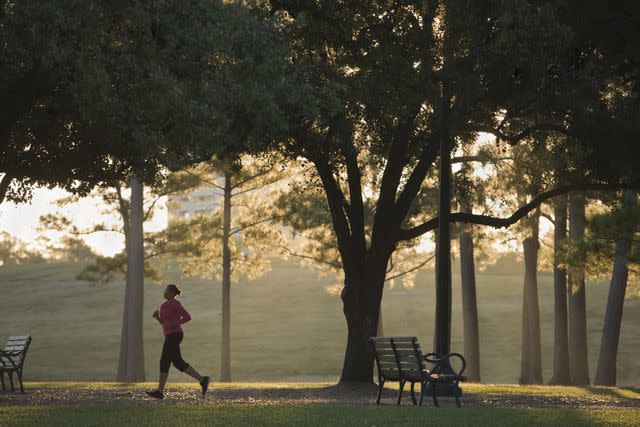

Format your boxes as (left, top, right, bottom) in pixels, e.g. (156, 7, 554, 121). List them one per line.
(423, 352, 467, 379)
(0, 349, 22, 369)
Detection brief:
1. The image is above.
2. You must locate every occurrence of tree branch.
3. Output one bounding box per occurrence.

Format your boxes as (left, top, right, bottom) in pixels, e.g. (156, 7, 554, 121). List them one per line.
(0, 172, 14, 205)
(398, 182, 640, 241)
(229, 215, 284, 237)
(392, 136, 439, 229)
(311, 153, 353, 252)
(230, 174, 286, 197)
(231, 167, 274, 190)
(372, 119, 415, 248)
(540, 212, 556, 226)
(450, 155, 513, 164)
(115, 182, 130, 237)
(385, 254, 435, 282)
(342, 140, 367, 253)
(273, 243, 342, 269)
(468, 122, 568, 145)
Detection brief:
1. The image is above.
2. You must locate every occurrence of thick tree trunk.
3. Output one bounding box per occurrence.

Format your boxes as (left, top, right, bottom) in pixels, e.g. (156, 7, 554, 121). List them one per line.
(220, 172, 232, 382)
(594, 189, 637, 386)
(339, 254, 387, 383)
(568, 193, 590, 385)
(549, 194, 571, 385)
(459, 231, 480, 382)
(117, 176, 145, 382)
(519, 233, 543, 384)
(377, 311, 384, 337)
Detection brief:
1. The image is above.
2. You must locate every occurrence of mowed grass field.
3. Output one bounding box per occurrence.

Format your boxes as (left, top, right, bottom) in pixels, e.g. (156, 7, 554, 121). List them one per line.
(2, 383, 640, 426)
(0, 257, 639, 384)
(2, 406, 640, 427)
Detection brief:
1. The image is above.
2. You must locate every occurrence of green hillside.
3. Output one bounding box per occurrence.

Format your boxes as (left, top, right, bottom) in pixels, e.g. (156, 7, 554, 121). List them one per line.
(0, 259, 638, 385)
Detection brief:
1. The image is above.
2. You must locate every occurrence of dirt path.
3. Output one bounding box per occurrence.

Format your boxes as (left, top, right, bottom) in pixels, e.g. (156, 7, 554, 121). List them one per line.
(1, 384, 639, 409)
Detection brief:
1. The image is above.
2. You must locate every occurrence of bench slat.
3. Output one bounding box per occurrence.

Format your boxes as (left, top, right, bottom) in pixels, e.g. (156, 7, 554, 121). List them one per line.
(378, 359, 424, 369)
(376, 349, 422, 357)
(3, 347, 27, 353)
(4, 342, 28, 347)
(7, 336, 31, 342)
(377, 354, 421, 362)
(373, 342, 417, 348)
(370, 337, 417, 342)
(372, 343, 418, 350)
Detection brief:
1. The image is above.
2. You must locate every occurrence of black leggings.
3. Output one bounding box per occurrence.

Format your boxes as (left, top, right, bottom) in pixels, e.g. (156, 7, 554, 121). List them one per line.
(160, 332, 190, 373)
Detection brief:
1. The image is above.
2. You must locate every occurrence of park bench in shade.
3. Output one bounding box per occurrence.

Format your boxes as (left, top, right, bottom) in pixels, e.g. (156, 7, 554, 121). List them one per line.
(0, 336, 32, 392)
(369, 336, 466, 407)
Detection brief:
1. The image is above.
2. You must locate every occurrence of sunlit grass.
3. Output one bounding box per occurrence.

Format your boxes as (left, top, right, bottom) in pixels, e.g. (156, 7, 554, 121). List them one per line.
(24, 381, 334, 390)
(1, 405, 639, 427)
(462, 383, 640, 399)
(22, 381, 640, 399)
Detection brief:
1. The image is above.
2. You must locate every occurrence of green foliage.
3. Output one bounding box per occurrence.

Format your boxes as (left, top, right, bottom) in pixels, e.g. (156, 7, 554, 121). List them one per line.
(273, 163, 433, 290)
(561, 192, 640, 296)
(39, 176, 205, 284)
(1, 0, 308, 205)
(172, 157, 288, 283)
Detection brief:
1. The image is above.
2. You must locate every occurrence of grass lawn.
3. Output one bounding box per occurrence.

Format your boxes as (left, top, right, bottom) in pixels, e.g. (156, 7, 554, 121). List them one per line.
(2, 405, 640, 427)
(20, 381, 640, 399)
(1, 258, 639, 384)
(1, 382, 639, 426)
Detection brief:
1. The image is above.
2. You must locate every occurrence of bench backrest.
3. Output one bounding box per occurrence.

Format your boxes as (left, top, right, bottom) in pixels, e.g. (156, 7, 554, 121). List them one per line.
(370, 336, 427, 382)
(1, 336, 32, 369)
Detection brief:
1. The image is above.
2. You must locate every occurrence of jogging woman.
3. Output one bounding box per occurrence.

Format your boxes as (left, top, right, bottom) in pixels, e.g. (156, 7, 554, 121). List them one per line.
(146, 284, 210, 399)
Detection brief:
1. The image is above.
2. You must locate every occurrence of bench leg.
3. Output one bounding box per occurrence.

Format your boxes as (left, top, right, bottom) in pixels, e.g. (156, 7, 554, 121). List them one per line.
(431, 382, 439, 408)
(454, 382, 461, 408)
(418, 381, 426, 406)
(410, 382, 417, 405)
(375, 379, 385, 405)
(396, 379, 406, 406)
(1, 372, 5, 391)
(18, 368, 24, 393)
(8, 372, 14, 392)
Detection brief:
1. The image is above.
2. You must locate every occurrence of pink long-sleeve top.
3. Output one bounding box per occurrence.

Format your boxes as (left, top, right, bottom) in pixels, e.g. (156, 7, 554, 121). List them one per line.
(159, 298, 191, 336)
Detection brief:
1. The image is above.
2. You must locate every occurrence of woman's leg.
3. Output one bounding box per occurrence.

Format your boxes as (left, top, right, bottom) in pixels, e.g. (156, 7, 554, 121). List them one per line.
(146, 335, 174, 398)
(158, 335, 174, 391)
(183, 366, 204, 382)
(170, 333, 204, 382)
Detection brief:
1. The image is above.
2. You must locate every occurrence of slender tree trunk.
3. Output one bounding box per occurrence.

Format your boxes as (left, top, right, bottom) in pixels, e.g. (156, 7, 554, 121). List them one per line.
(594, 189, 637, 386)
(549, 194, 571, 385)
(459, 231, 480, 382)
(220, 172, 232, 382)
(435, 97, 452, 357)
(568, 193, 590, 385)
(117, 201, 132, 381)
(519, 229, 543, 384)
(340, 252, 388, 383)
(117, 176, 145, 381)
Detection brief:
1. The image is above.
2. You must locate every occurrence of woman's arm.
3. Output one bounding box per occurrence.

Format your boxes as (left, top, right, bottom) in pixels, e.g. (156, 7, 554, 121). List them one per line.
(152, 310, 163, 324)
(177, 304, 191, 325)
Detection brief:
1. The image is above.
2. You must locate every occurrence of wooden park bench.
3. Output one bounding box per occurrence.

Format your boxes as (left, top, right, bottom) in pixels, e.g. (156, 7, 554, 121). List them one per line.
(0, 336, 32, 393)
(369, 336, 466, 407)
